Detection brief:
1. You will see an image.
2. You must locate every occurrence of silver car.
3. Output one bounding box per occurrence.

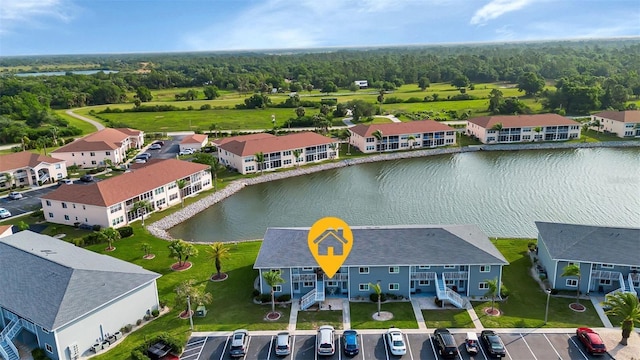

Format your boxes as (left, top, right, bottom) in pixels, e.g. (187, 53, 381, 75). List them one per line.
(275, 331, 291, 356)
(316, 325, 335, 356)
(8, 192, 22, 200)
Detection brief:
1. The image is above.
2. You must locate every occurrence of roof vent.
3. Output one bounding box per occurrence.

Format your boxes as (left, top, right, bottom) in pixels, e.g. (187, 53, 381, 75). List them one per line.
(40, 249, 57, 255)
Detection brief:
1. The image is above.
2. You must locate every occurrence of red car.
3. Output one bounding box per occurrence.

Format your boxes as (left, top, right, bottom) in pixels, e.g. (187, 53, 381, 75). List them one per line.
(576, 328, 607, 355)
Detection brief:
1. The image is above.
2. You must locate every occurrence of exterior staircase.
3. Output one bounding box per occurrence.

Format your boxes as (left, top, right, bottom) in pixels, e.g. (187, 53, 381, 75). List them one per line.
(0, 319, 21, 360)
(629, 273, 638, 297)
(300, 278, 325, 310)
(435, 274, 465, 308)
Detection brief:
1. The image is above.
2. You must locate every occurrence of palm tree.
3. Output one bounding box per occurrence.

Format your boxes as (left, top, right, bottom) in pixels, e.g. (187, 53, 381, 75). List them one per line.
(99, 227, 121, 251)
(339, 129, 352, 155)
(2, 173, 14, 189)
(168, 239, 198, 267)
(208, 242, 230, 280)
(132, 200, 153, 225)
(140, 242, 152, 258)
(292, 149, 302, 168)
(176, 179, 187, 207)
(50, 126, 59, 146)
(372, 129, 384, 154)
(175, 280, 213, 315)
(562, 263, 582, 305)
(262, 270, 285, 316)
(370, 281, 383, 316)
(491, 122, 503, 131)
(533, 126, 542, 141)
(255, 152, 265, 174)
(485, 278, 499, 314)
(377, 90, 385, 113)
(328, 143, 337, 159)
(602, 292, 640, 346)
(407, 135, 416, 149)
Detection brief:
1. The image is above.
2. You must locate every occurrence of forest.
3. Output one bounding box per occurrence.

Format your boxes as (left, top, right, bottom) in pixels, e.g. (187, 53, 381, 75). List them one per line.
(1, 39, 639, 144)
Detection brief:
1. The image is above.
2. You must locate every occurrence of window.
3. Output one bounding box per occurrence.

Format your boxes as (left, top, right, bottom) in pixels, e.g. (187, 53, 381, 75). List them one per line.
(568, 262, 578, 267)
(302, 267, 313, 271)
(359, 283, 369, 291)
(112, 216, 124, 226)
(631, 266, 640, 271)
(91, 160, 97, 165)
(272, 285, 282, 292)
(64, 215, 69, 220)
(156, 198, 166, 207)
(106, 151, 111, 155)
(327, 281, 338, 287)
(480, 265, 491, 272)
(418, 265, 430, 269)
(479, 282, 489, 290)
(48, 213, 53, 218)
(168, 182, 177, 190)
(270, 268, 281, 274)
(45, 344, 53, 353)
(90, 152, 95, 156)
(599, 279, 612, 285)
(110, 204, 122, 214)
(418, 280, 430, 286)
(303, 281, 314, 287)
(55, 164, 61, 169)
(600, 263, 614, 269)
(169, 193, 178, 201)
(388, 283, 399, 291)
(359, 267, 369, 274)
(154, 187, 165, 195)
(444, 265, 456, 269)
(41, 327, 49, 334)
(566, 279, 578, 287)
(389, 266, 400, 274)
(72, 204, 76, 209)
(46, 200, 51, 206)
(62, 203, 67, 209)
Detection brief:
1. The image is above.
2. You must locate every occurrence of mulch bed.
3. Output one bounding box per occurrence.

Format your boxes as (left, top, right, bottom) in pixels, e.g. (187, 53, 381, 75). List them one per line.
(265, 312, 281, 321)
(210, 273, 228, 282)
(171, 262, 192, 271)
(569, 303, 586, 312)
(105, 247, 116, 252)
(484, 307, 502, 316)
(143, 254, 156, 260)
(179, 310, 194, 319)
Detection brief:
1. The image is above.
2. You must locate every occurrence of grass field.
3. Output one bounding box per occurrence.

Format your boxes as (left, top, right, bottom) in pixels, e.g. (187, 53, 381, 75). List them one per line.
(296, 309, 344, 330)
(421, 309, 474, 329)
(350, 302, 418, 329)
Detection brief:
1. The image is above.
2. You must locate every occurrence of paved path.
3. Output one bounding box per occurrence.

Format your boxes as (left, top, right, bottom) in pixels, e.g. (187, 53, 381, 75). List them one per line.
(65, 109, 104, 130)
(590, 296, 613, 327)
(465, 303, 485, 330)
(288, 301, 299, 331)
(410, 299, 427, 330)
(342, 299, 351, 330)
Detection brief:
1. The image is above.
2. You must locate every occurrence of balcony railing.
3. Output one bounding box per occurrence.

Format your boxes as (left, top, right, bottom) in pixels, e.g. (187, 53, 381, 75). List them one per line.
(443, 271, 468, 280)
(591, 270, 620, 280)
(292, 274, 316, 282)
(411, 272, 436, 280)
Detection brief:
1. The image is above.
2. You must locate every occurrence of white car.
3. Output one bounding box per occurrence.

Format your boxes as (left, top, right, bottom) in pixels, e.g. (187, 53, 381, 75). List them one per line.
(316, 325, 335, 356)
(385, 328, 407, 356)
(149, 143, 162, 150)
(8, 192, 23, 200)
(0, 208, 11, 219)
(179, 148, 194, 156)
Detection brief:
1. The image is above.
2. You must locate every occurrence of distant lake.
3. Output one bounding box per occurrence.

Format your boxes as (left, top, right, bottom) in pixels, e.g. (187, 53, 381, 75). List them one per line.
(13, 70, 119, 77)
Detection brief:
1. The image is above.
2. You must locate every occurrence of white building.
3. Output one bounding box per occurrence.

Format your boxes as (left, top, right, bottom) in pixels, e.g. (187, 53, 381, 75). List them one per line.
(0, 231, 160, 360)
(51, 128, 144, 168)
(466, 114, 581, 144)
(0, 151, 68, 190)
(349, 121, 457, 153)
(354, 80, 368, 89)
(180, 134, 209, 152)
(40, 159, 211, 228)
(591, 110, 640, 138)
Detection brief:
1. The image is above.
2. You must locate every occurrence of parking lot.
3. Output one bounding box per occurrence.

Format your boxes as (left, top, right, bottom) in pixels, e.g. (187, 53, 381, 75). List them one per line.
(0, 186, 57, 218)
(182, 331, 608, 360)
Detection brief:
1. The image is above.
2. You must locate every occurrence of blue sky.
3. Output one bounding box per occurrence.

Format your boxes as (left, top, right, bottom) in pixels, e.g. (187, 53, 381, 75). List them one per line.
(1, 0, 639, 56)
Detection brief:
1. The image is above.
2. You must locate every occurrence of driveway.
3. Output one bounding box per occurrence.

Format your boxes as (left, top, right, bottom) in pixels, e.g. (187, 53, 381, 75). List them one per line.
(0, 186, 59, 218)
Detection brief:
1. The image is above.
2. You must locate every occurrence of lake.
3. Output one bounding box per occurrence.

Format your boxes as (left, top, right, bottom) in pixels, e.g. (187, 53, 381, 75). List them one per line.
(169, 147, 640, 242)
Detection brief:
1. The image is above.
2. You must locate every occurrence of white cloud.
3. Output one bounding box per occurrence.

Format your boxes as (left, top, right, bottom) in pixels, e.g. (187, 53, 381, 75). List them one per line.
(470, 0, 534, 25)
(0, 0, 75, 35)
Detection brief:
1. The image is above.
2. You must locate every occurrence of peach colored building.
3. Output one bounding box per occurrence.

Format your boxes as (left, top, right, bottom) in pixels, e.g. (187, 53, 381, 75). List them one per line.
(466, 114, 581, 144)
(591, 110, 640, 138)
(0, 151, 68, 189)
(40, 159, 211, 228)
(217, 132, 339, 175)
(349, 120, 457, 153)
(0, 225, 13, 238)
(51, 128, 144, 168)
(180, 134, 209, 152)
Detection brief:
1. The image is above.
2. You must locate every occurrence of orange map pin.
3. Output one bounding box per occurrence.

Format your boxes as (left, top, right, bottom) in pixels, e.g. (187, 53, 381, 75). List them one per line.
(307, 217, 353, 279)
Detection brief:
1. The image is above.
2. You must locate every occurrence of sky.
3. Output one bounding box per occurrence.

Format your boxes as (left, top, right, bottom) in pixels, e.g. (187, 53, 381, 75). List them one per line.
(0, 0, 639, 56)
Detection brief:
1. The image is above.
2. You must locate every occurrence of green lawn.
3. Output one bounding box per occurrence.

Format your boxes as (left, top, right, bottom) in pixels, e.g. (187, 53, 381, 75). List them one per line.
(53, 109, 99, 134)
(422, 309, 474, 329)
(296, 309, 344, 330)
(350, 302, 418, 329)
(472, 239, 604, 328)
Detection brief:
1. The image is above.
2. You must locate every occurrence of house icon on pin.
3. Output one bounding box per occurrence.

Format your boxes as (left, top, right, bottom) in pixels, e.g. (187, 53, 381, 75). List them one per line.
(313, 228, 348, 256)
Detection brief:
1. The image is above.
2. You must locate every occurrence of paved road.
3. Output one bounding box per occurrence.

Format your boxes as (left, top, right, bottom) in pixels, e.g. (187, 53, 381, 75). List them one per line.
(0, 186, 59, 219)
(65, 110, 104, 130)
(183, 331, 607, 360)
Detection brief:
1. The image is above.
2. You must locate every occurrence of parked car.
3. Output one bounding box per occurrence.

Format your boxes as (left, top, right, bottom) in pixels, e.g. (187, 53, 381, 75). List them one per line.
(465, 332, 480, 355)
(576, 327, 607, 355)
(229, 329, 249, 358)
(342, 330, 360, 356)
(0, 208, 11, 219)
(384, 327, 407, 356)
(153, 140, 165, 146)
(134, 158, 147, 164)
(137, 152, 152, 160)
(179, 148, 194, 156)
(433, 328, 460, 359)
(316, 325, 335, 356)
(58, 179, 73, 185)
(80, 174, 94, 182)
(8, 192, 23, 200)
(481, 330, 506, 358)
(275, 331, 291, 356)
(149, 143, 162, 150)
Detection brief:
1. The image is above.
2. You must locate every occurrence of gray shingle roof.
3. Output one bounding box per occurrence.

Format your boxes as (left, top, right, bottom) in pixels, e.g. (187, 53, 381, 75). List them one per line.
(0, 231, 160, 331)
(254, 225, 508, 269)
(535, 222, 640, 266)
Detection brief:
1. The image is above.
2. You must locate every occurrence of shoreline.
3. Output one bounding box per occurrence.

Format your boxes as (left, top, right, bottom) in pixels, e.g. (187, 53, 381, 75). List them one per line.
(146, 140, 640, 241)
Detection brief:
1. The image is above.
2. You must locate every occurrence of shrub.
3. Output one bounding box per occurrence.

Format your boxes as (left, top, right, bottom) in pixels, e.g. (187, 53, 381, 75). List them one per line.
(136, 318, 143, 326)
(370, 293, 387, 303)
(159, 299, 167, 308)
(151, 309, 160, 317)
(435, 298, 443, 307)
(71, 238, 85, 247)
(527, 241, 537, 250)
(252, 289, 260, 297)
(500, 284, 510, 298)
(32, 348, 51, 360)
(92, 224, 101, 232)
(130, 349, 150, 360)
(550, 289, 559, 295)
(258, 294, 272, 303)
(277, 294, 291, 302)
(122, 324, 133, 333)
(200, 104, 212, 110)
(143, 314, 151, 321)
(82, 232, 103, 245)
(31, 209, 44, 219)
(117, 226, 134, 238)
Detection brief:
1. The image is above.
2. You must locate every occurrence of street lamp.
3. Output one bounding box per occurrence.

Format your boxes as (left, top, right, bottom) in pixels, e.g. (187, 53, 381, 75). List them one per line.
(187, 295, 194, 330)
(544, 288, 552, 325)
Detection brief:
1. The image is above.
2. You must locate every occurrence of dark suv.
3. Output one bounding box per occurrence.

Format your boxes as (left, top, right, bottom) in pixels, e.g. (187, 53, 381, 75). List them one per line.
(433, 328, 459, 359)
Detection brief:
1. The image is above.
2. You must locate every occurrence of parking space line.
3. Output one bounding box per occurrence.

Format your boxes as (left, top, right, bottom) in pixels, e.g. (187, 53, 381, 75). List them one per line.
(566, 334, 589, 359)
(359, 333, 365, 359)
(404, 333, 414, 360)
(382, 334, 389, 360)
(477, 343, 489, 360)
(519, 333, 538, 360)
(427, 335, 439, 359)
(337, 335, 342, 360)
(504, 343, 514, 360)
(186, 338, 206, 347)
(266, 335, 273, 360)
(219, 336, 230, 360)
(243, 336, 252, 360)
(543, 334, 563, 360)
(291, 335, 296, 357)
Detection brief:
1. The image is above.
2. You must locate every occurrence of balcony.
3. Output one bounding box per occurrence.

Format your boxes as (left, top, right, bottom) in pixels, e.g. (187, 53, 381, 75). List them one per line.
(443, 271, 468, 280)
(411, 272, 435, 280)
(292, 274, 316, 282)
